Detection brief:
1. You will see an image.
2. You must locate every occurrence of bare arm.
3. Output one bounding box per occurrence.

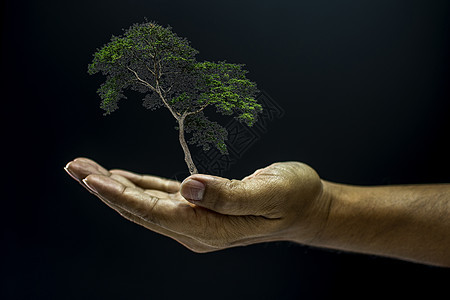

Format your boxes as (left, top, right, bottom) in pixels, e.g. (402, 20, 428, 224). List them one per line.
(65, 158, 450, 267)
(308, 182, 450, 267)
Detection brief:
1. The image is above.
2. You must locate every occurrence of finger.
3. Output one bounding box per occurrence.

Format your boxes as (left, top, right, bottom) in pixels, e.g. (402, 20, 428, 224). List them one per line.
(84, 174, 280, 249)
(74, 157, 110, 174)
(65, 159, 220, 252)
(110, 173, 137, 189)
(82, 178, 217, 253)
(65, 159, 147, 204)
(108, 173, 171, 199)
(65, 159, 175, 207)
(180, 173, 280, 216)
(64, 158, 110, 181)
(65, 158, 112, 195)
(83, 174, 180, 227)
(110, 169, 180, 193)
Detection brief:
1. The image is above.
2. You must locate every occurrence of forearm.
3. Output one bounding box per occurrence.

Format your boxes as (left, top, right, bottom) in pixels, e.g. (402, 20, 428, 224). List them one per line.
(309, 181, 450, 267)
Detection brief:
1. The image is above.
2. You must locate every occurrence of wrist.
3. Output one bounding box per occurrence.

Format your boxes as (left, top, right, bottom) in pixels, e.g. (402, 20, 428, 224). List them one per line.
(305, 180, 342, 246)
(300, 179, 336, 246)
(284, 177, 335, 246)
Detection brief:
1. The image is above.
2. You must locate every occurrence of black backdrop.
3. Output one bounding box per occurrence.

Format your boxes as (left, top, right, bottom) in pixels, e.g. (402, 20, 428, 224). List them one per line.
(2, 0, 449, 299)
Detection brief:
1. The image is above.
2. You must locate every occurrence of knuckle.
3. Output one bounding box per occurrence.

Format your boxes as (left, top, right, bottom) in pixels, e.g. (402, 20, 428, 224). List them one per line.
(227, 179, 242, 192)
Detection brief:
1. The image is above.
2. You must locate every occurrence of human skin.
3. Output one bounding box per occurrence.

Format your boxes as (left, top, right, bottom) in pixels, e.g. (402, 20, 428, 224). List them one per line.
(64, 157, 450, 267)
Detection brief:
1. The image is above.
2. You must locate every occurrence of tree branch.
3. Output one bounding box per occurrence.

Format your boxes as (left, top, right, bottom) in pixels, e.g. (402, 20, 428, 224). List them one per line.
(129, 48, 156, 77)
(166, 83, 174, 94)
(126, 66, 156, 92)
(157, 59, 163, 79)
(156, 88, 181, 118)
(185, 103, 209, 116)
(153, 69, 180, 119)
(143, 38, 156, 59)
(144, 63, 157, 77)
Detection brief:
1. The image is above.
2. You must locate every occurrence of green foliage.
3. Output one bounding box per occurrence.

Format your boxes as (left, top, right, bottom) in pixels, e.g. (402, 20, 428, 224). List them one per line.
(88, 23, 197, 76)
(88, 37, 134, 75)
(88, 21, 262, 154)
(170, 92, 190, 105)
(88, 22, 198, 114)
(96, 75, 131, 115)
(193, 61, 262, 126)
(184, 112, 229, 155)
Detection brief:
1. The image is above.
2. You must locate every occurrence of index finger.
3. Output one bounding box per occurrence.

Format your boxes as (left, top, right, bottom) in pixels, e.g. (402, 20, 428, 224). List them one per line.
(83, 174, 188, 228)
(110, 169, 181, 193)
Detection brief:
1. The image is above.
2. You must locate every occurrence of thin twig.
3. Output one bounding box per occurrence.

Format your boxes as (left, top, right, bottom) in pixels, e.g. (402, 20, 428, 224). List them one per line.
(185, 103, 209, 116)
(126, 66, 156, 92)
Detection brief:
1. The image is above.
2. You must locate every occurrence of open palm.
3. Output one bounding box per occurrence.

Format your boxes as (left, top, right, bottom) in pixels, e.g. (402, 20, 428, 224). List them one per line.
(64, 158, 292, 252)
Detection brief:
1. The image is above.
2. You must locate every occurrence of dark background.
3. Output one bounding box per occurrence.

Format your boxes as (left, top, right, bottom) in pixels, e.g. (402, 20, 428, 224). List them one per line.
(2, 0, 449, 299)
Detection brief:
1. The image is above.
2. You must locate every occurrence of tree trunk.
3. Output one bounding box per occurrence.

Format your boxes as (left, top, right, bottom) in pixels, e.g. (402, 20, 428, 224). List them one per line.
(178, 114, 198, 175)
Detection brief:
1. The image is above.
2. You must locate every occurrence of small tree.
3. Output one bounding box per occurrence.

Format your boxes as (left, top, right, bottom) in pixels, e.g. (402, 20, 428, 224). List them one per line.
(88, 21, 262, 174)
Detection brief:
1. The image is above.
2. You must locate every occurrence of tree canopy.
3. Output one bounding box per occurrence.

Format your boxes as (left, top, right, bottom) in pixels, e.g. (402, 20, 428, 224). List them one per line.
(88, 21, 262, 171)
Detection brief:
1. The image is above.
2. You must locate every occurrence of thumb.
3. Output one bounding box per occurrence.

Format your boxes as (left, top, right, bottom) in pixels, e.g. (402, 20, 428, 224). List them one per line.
(180, 174, 268, 216)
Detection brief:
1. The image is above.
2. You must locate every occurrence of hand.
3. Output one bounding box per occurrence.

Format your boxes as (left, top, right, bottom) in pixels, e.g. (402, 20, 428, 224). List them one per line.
(64, 157, 329, 252)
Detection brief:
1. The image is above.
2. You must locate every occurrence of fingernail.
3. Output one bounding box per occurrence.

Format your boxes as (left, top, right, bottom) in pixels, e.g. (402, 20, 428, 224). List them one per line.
(64, 163, 77, 179)
(181, 179, 205, 201)
(82, 178, 98, 194)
